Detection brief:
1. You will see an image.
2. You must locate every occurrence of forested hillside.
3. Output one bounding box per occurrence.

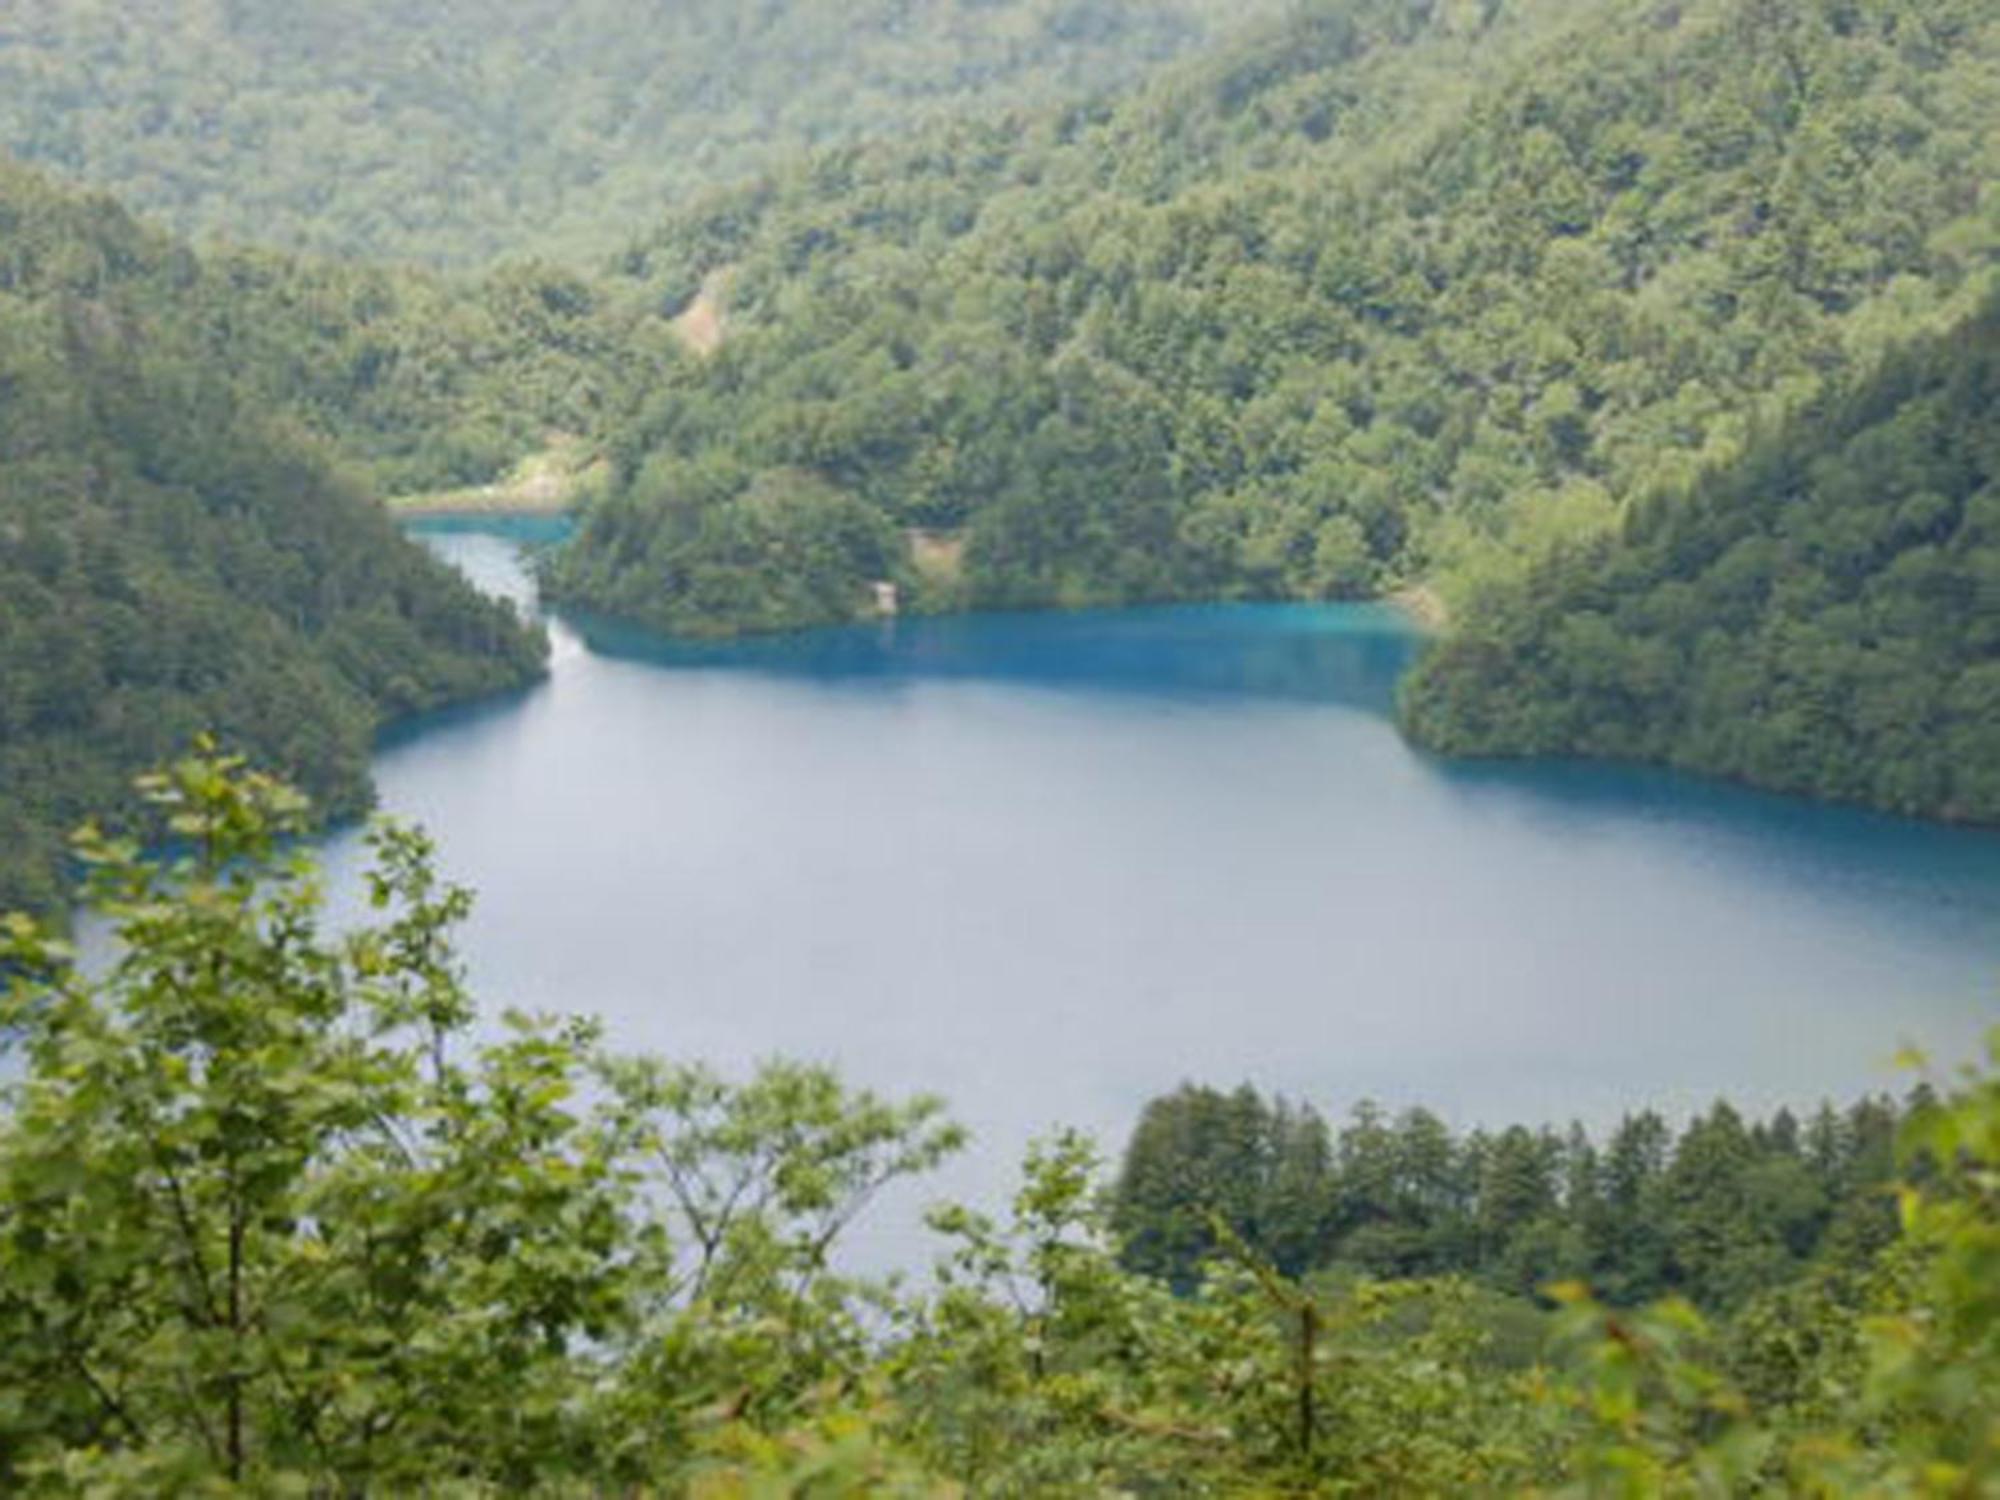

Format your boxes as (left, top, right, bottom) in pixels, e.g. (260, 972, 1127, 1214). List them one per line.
(2, 0, 1995, 1487)
(0, 754, 1995, 1493)
(3, 0, 1997, 893)
(0, 163, 547, 916)
(1404, 294, 2000, 822)
(0, 0, 1282, 265)
(189, 247, 670, 498)
(540, 0, 2000, 815)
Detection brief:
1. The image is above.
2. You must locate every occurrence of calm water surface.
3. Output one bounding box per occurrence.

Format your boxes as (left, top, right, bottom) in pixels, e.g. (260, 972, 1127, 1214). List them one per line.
(325, 523, 2000, 1263)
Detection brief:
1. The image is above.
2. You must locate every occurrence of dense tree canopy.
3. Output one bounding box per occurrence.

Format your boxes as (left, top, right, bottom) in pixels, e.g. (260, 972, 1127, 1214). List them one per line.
(0, 0, 1284, 266)
(0, 0, 1992, 1481)
(5, 0, 1995, 822)
(0, 162, 548, 916)
(546, 465, 912, 636)
(1404, 291, 2000, 822)
(1, 151, 677, 497)
(1110, 1081, 1906, 1310)
(539, 0, 2000, 759)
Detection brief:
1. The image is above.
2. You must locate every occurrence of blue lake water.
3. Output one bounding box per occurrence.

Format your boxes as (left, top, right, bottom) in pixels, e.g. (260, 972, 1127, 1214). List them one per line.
(324, 523, 2000, 1264)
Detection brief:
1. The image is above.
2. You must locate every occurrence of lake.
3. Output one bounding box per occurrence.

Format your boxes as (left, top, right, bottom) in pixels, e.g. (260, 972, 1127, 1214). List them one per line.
(323, 521, 2000, 1265)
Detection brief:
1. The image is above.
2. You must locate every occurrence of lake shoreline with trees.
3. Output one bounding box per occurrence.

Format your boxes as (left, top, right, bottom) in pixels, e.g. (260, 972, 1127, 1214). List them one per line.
(5, 0, 1991, 855)
(2, 0, 1998, 1485)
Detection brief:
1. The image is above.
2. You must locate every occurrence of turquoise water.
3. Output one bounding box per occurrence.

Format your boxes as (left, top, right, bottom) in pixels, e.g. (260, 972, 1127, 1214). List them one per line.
(324, 525, 2000, 1263)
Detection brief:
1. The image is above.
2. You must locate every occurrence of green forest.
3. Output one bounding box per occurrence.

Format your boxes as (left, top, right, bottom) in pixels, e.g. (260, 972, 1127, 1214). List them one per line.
(0, 754, 1994, 1494)
(1403, 293, 2000, 821)
(529, 0, 2000, 824)
(0, 160, 550, 916)
(2, 0, 1995, 828)
(2, 0, 1998, 1489)
(0, 0, 1281, 266)
(1111, 1081, 1906, 1312)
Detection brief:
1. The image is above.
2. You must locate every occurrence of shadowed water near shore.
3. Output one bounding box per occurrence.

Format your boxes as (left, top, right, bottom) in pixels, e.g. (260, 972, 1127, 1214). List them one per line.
(317, 524, 2000, 1268)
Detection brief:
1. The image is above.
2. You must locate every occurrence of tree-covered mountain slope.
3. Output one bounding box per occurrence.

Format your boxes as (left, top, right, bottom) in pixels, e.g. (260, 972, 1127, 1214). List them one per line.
(0, 134, 682, 501)
(189, 247, 672, 498)
(536, 0, 2000, 820)
(1402, 291, 2000, 823)
(7, 0, 1997, 839)
(0, 0, 1284, 266)
(0, 163, 547, 916)
(547, 0, 1996, 615)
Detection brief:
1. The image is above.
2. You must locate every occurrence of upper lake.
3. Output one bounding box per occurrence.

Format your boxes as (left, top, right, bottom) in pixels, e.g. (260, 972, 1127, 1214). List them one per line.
(325, 522, 2000, 1263)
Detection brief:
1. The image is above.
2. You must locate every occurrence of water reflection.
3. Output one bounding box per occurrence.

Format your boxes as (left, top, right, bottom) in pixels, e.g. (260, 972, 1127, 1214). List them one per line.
(568, 601, 1421, 715)
(1428, 752, 2000, 946)
(415, 521, 2000, 956)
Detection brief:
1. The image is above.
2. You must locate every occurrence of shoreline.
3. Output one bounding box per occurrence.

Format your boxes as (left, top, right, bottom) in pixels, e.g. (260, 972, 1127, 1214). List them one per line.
(387, 494, 576, 520)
